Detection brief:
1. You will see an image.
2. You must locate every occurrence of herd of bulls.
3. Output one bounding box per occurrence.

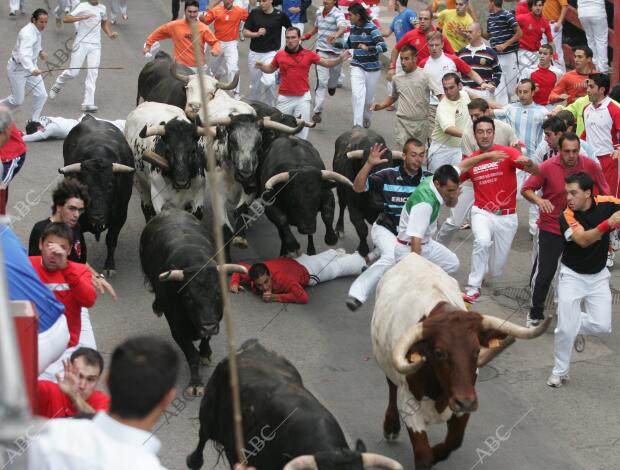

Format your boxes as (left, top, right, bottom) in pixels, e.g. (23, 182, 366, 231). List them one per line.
(55, 51, 551, 469)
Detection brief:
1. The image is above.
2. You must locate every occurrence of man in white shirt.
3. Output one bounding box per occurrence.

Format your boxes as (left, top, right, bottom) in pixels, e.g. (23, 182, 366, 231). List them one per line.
(23, 115, 126, 142)
(28, 336, 178, 470)
(48, 0, 119, 112)
(0, 9, 49, 122)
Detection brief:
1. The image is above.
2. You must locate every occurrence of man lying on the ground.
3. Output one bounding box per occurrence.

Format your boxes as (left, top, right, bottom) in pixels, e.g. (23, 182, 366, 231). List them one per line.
(37, 347, 110, 418)
(22, 115, 125, 142)
(229, 249, 374, 304)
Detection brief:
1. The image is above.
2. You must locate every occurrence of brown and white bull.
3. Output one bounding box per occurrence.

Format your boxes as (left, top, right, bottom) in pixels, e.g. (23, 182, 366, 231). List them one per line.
(371, 253, 551, 470)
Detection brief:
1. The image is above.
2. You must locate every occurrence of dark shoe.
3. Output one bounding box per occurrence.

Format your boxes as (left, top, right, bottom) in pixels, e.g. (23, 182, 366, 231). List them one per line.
(328, 87, 336, 96)
(346, 296, 362, 311)
(312, 112, 322, 123)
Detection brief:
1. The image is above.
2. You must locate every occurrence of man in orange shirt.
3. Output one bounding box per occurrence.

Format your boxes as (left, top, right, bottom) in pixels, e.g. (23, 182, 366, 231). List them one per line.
(542, 0, 567, 71)
(143, 0, 221, 71)
(201, 0, 248, 99)
(549, 45, 595, 105)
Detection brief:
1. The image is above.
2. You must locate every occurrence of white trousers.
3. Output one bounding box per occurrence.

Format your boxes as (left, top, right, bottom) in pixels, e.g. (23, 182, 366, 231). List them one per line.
(529, 202, 539, 236)
(496, 52, 518, 105)
(314, 50, 342, 114)
(54, 42, 101, 106)
(427, 142, 462, 172)
(547, 22, 565, 72)
(39, 308, 97, 382)
(518, 49, 538, 80)
(55, 0, 79, 17)
(468, 206, 518, 288)
(580, 16, 609, 74)
(350, 66, 380, 127)
(348, 223, 396, 303)
(210, 40, 240, 94)
(38, 314, 69, 375)
(394, 239, 460, 273)
(110, 0, 128, 21)
(276, 92, 311, 139)
(1, 60, 47, 121)
(248, 50, 277, 106)
(8, 0, 24, 12)
(296, 249, 366, 286)
(436, 184, 475, 246)
(553, 264, 612, 376)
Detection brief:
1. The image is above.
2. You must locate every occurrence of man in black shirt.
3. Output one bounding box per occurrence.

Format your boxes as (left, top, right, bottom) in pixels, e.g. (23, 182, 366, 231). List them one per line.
(550, 172, 619, 387)
(346, 138, 431, 310)
(243, 0, 291, 105)
(28, 179, 116, 300)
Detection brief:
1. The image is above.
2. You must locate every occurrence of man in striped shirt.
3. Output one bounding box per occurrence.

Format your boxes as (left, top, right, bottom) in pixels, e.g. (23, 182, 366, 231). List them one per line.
(486, 0, 522, 104)
(457, 22, 501, 102)
(302, 0, 347, 124)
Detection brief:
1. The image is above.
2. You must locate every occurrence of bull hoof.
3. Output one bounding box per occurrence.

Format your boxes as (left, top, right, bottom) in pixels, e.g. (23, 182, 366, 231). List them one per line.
(200, 355, 211, 366)
(103, 268, 116, 278)
(184, 384, 205, 398)
(336, 230, 344, 239)
(383, 430, 400, 441)
(325, 232, 338, 245)
(186, 453, 204, 470)
(286, 249, 303, 258)
(232, 236, 248, 248)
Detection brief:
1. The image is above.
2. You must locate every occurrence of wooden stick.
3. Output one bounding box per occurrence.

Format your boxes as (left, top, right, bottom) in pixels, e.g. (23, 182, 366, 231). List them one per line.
(189, 22, 246, 464)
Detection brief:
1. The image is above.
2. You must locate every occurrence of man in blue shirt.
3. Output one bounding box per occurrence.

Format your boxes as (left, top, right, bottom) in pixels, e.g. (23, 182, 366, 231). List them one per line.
(383, 0, 417, 42)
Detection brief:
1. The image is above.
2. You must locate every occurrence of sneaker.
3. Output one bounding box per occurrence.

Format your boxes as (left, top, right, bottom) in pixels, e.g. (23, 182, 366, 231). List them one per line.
(122, 14, 128, 20)
(81, 105, 98, 112)
(312, 112, 322, 123)
(363, 118, 371, 129)
(55, 16, 62, 28)
(546, 373, 569, 388)
(607, 249, 615, 268)
(463, 287, 480, 303)
(346, 296, 362, 311)
(574, 334, 585, 353)
(526, 316, 543, 328)
(328, 87, 336, 96)
(9, 10, 17, 16)
(48, 84, 62, 100)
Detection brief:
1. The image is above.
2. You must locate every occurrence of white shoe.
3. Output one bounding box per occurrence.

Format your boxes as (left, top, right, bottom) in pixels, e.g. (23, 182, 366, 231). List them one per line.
(81, 105, 98, 112)
(526, 316, 543, 328)
(546, 373, 569, 388)
(48, 84, 62, 100)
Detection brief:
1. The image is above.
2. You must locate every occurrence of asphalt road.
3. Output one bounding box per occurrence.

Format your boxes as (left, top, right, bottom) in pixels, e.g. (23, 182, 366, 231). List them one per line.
(2, 1, 620, 469)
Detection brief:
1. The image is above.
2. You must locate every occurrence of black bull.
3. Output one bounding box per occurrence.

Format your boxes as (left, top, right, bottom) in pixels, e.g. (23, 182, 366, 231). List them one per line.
(60, 115, 134, 275)
(136, 51, 188, 109)
(186, 339, 403, 470)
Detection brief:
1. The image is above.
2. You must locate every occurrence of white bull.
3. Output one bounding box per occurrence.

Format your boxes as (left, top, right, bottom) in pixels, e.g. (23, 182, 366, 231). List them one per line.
(125, 102, 210, 221)
(371, 253, 551, 469)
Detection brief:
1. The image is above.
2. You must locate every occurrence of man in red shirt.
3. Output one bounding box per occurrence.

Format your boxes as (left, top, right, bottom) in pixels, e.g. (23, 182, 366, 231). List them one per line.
(390, 9, 454, 71)
(523, 44, 561, 108)
(462, 116, 539, 302)
(522, 133, 609, 326)
(201, 0, 248, 99)
(30, 222, 97, 379)
(229, 249, 368, 304)
(255, 26, 349, 139)
(549, 46, 596, 105)
(37, 347, 109, 418)
(0, 105, 26, 212)
(516, 0, 553, 79)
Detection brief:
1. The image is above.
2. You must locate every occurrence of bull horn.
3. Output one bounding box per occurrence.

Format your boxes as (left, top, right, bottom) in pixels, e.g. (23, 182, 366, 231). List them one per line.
(158, 269, 185, 282)
(217, 264, 248, 275)
(142, 150, 170, 171)
(112, 163, 135, 173)
(216, 71, 240, 91)
(262, 118, 304, 135)
(139, 124, 166, 138)
(197, 126, 216, 138)
(296, 118, 316, 128)
(283, 455, 317, 470)
(211, 116, 232, 127)
(391, 151, 404, 160)
(477, 336, 516, 368)
(392, 323, 426, 375)
(321, 170, 353, 187)
(58, 163, 82, 174)
(480, 314, 552, 339)
(170, 60, 190, 83)
(265, 172, 290, 190)
(362, 453, 404, 470)
(346, 150, 365, 159)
